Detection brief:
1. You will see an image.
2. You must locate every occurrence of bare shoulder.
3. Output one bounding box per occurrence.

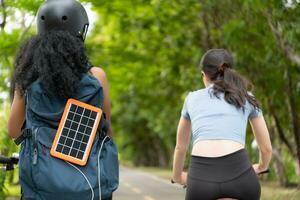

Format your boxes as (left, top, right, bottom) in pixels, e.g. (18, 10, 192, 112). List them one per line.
(90, 67, 106, 78)
(90, 67, 107, 84)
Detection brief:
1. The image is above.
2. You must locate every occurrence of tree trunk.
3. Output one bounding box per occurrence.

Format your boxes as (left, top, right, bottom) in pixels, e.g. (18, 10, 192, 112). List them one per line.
(285, 68, 300, 186)
(268, 103, 296, 157)
(272, 148, 288, 186)
(201, 11, 213, 50)
(266, 7, 300, 186)
(0, 0, 7, 31)
(268, 117, 289, 186)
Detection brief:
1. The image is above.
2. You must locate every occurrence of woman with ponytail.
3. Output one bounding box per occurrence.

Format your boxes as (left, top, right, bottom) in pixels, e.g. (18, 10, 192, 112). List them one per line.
(172, 49, 272, 200)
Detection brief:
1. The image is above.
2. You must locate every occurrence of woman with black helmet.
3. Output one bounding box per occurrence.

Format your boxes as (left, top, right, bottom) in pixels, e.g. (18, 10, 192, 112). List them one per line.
(8, 0, 118, 199)
(172, 49, 272, 200)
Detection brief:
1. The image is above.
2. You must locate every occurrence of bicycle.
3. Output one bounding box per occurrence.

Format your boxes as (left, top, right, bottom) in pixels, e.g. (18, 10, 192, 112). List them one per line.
(0, 154, 19, 171)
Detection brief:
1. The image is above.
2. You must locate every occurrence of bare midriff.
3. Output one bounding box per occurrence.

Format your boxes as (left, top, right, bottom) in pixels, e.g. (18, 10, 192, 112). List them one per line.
(192, 140, 244, 157)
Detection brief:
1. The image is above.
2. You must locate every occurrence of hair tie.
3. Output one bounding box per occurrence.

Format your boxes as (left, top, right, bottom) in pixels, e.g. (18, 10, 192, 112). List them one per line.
(218, 64, 225, 73)
(218, 63, 231, 73)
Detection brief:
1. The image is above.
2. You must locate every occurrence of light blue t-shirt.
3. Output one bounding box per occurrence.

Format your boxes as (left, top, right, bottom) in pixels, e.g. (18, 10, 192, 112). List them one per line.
(181, 85, 262, 146)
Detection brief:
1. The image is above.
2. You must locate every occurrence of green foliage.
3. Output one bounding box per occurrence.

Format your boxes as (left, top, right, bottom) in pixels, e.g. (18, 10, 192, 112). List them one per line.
(0, 104, 16, 199)
(6, 0, 42, 14)
(84, 0, 300, 185)
(85, 0, 203, 166)
(0, 171, 5, 199)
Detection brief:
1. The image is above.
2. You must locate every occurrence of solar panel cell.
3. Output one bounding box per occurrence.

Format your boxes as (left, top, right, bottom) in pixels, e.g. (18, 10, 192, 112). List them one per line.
(83, 135, 89, 143)
(56, 144, 63, 152)
(65, 138, 73, 146)
(87, 119, 94, 127)
(62, 147, 70, 155)
(77, 107, 84, 114)
(73, 141, 81, 149)
(81, 116, 88, 124)
(91, 111, 97, 119)
(83, 109, 91, 116)
(60, 136, 67, 144)
(79, 143, 87, 151)
(68, 130, 76, 138)
(78, 125, 86, 133)
(70, 149, 78, 157)
(73, 114, 81, 122)
(86, 127, 92, 135)
(77, 151, 84, 159)
(76, 133, 84, 141)
(68, 111, 74, 118)
(61, 131, 68, 138)
(70, 105, 77, 112)
(65, 119, 71, 127)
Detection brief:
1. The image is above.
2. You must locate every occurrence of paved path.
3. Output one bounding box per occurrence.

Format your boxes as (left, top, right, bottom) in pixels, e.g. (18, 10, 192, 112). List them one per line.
(114, 167, 186, 200)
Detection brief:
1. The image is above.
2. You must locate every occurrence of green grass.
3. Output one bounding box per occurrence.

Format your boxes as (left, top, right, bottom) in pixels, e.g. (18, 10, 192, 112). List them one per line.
(5, 184, 20, 200)
(260, 181, 300, 200)
(5, 182, 20, 198)
(3, 170, 21, 200)
(135, 166, 300, 200)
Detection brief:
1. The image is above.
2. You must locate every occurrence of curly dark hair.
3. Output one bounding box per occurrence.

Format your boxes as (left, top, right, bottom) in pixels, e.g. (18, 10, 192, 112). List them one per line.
(13, 31, 90, 99)
(12, 36, 39, 98)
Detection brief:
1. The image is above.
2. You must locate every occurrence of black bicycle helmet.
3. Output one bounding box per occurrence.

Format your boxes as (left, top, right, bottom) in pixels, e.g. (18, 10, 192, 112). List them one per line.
(37, 0, 89, 40)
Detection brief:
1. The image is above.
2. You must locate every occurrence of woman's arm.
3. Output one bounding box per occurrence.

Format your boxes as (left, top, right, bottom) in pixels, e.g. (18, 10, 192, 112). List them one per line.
(90, 67, 113, 137)
(250, 116, 272, 173)
(172, 117, 191, 185)
(7, 90, 26, 138)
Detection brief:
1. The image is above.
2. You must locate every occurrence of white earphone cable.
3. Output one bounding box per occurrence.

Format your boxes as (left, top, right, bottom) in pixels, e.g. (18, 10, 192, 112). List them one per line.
(67, 161, 94, 200)
(98, 136, 110, 200)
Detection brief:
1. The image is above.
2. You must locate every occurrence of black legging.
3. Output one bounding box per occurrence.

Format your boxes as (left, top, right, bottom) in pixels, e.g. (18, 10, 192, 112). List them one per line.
(186, 149, 261, 200)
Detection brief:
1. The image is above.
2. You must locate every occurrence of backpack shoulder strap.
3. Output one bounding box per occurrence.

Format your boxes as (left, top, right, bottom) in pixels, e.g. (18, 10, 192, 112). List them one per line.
(98, 112, 109, 140)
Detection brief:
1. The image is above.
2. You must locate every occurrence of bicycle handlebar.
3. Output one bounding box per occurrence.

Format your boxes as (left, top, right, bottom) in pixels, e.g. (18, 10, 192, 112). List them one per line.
(0, 154, 19, 171)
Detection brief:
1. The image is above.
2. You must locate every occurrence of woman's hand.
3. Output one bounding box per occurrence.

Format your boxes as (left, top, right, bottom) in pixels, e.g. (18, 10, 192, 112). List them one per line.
(172, 171, 188, 185)
(252, 163, 269, 175)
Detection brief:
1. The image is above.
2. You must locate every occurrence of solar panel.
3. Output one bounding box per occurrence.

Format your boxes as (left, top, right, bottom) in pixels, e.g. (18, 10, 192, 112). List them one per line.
(50, 99, 102, 166)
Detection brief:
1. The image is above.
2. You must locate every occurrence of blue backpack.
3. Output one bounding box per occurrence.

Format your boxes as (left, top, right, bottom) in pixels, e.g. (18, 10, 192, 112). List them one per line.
(18, 74, 119, 200)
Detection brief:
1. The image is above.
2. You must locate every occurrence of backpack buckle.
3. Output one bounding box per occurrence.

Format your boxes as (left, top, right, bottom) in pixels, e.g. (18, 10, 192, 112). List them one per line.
(14, 129, 32, 146)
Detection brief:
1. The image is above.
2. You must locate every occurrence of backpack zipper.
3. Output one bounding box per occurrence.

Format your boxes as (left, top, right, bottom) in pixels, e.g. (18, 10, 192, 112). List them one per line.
(32, 127, 39, 165)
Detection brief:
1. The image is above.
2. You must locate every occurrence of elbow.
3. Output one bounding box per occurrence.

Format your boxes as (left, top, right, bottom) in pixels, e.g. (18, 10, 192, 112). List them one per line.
(175, 145, 188, 153)
(7, 125, 15, 139)
(260, 145, 273, 155)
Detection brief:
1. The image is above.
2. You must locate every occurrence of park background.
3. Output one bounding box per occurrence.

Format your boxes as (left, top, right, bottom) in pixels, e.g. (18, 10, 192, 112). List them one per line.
(0, 0, 300, 199)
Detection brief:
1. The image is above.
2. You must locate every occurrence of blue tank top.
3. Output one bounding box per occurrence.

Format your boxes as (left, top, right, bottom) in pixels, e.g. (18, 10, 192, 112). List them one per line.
(181, 84, 262, 145)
